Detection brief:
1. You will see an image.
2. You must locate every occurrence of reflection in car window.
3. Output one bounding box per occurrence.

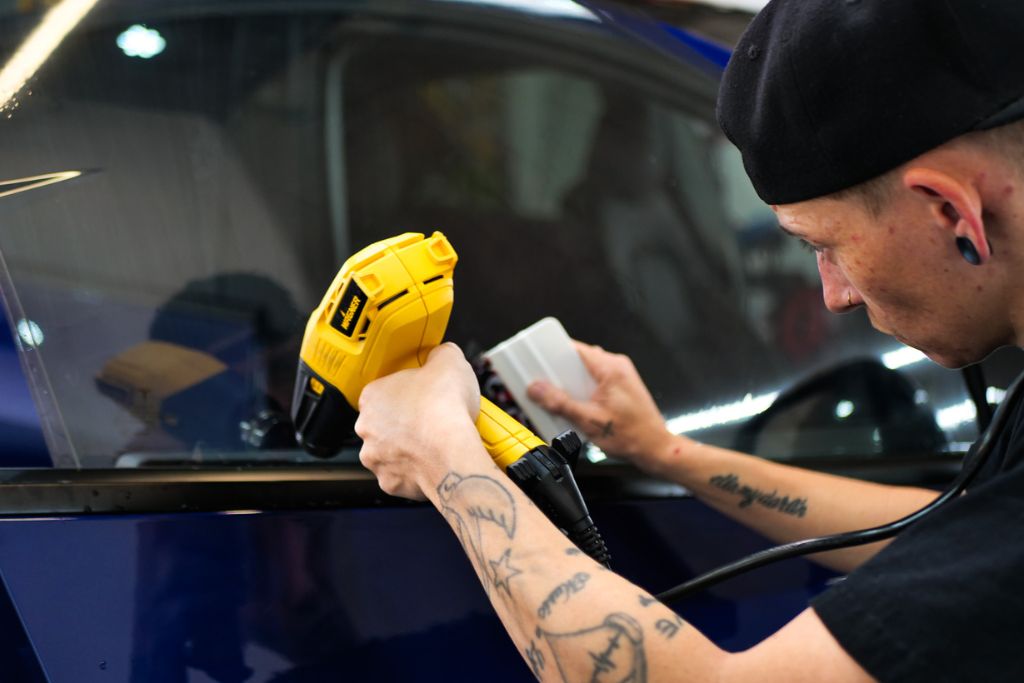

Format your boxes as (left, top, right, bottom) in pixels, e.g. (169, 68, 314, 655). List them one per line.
(0, 2, 976, 470)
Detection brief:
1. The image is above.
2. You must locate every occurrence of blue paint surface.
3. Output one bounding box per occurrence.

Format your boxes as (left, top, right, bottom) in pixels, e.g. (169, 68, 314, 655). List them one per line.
(0, 499, 832, 681)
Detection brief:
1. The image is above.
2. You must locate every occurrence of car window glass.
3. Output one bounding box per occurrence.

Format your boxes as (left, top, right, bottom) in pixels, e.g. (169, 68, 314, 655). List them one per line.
(0, 6, 978, 470)
(338, 33, 977, 463)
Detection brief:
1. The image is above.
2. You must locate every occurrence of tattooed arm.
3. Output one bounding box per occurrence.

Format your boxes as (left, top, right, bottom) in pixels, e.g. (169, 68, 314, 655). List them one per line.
(526, 342, 938, 573)
(356, 344, 874, 682)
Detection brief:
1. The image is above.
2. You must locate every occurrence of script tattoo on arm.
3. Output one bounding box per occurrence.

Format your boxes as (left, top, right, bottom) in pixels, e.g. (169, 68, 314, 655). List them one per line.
(709, 473, 808, 518)
(537, 572, 591, 619)
(525, 640, 546, 678)
(437, 472, 522, 596)
(536, 613, 647, 683)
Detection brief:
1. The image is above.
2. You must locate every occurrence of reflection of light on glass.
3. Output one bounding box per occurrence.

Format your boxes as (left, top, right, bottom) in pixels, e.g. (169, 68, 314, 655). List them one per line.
(882, 346, 927, 370)
(16, 319, 44, 347)
(221, 510, 261, 516)
(914, 389, 928, 405)
(666, 392, 779, 435)
(0, 0, 101, 109)
(0, 170, 81, 198)
(937, 399, 976, 430)
(585, 443, 607, 463)
(987, 387, 1007, 405)
(443, 0, 598, 21)
(835, 400, 855, 419)
(702, 0, 770, 11)
(116, 25, 166, 58)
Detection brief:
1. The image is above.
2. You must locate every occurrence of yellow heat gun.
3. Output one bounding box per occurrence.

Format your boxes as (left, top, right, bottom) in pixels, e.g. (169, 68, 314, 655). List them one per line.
(291, 232, 609, 566)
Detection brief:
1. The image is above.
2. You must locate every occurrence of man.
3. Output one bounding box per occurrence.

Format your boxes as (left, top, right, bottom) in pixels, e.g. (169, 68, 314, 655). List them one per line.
(355, 1, 1024, 680)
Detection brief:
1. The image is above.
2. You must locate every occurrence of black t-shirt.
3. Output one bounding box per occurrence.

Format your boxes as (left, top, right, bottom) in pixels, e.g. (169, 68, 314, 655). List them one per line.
(812, 394, 1024, 682)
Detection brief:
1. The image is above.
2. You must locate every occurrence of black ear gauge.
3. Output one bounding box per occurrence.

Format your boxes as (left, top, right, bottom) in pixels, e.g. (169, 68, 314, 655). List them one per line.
(957, 237, 981, 265)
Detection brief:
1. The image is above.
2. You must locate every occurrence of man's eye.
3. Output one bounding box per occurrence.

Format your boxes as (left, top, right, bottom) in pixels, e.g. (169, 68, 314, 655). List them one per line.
(798, 240, 822, 254)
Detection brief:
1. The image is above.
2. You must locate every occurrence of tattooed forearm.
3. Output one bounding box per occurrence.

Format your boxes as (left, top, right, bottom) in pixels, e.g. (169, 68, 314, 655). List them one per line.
(537, 613, 646, 683)
(655, 614, 684, 639)
(709, 473, 808, 518)
(437, 472, 519, 597)
(638, 595, 685, 639)
(538, 572, 590, 619)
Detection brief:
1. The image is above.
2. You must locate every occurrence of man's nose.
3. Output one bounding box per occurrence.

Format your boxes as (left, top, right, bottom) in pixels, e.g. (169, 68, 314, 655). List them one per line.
(817, 252, 858, 313)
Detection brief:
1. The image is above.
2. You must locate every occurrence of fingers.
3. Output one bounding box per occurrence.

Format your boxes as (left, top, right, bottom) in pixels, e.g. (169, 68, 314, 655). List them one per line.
(527, 380, 605, 433)
(572, 340, 606, 376)
(427, 341, 463, 363)
(572, 340, 634, 380)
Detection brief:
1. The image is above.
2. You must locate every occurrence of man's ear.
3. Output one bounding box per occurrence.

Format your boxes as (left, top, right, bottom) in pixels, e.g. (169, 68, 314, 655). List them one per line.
(902, 166, 991, 264)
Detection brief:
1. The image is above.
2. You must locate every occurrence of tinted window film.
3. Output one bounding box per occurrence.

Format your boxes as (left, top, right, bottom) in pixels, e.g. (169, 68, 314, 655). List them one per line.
(0, 5, 978, 471)
(0, 13, 335, 467)
(339, 36, 975, 463)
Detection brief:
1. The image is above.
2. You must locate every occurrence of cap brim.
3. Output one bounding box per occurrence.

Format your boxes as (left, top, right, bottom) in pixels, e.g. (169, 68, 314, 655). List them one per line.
(976, 93, 1024, 130)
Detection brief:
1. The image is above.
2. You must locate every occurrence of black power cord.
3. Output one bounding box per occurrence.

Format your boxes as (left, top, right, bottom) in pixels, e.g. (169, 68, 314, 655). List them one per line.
(656, 369, 1023, 604)
(962, 364, 994, 432)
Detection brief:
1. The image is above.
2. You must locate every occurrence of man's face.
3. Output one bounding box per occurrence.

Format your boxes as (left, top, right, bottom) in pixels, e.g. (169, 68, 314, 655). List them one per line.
(773, 192, 1011, 368)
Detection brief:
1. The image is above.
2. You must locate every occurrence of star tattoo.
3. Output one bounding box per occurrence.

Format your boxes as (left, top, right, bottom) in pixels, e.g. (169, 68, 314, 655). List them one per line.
(489, 549, 523, 597)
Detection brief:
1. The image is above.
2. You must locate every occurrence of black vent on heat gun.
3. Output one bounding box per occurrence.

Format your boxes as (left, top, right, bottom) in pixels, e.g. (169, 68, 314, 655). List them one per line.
(376, 289, 409, 311)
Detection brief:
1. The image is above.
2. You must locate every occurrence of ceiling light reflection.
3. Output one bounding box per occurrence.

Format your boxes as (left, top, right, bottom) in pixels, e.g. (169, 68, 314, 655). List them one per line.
(0, 0, 101, 109)
(882, 346, 927, 370)
(443, 0, 598, 20)
(666, 391, 779, 435)
(117, 24, 165, 59)
(16, 319, 44, 347)
(0, 170, 81, 198)
(936, 400, 976, 430)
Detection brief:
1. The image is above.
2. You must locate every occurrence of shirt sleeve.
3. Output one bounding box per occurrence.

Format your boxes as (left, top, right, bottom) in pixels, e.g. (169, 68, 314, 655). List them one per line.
(811, 466, 1024, 683)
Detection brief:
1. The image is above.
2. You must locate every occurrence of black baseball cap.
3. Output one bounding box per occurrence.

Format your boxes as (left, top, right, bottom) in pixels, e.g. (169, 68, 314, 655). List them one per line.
(717, 0, 1024, 205)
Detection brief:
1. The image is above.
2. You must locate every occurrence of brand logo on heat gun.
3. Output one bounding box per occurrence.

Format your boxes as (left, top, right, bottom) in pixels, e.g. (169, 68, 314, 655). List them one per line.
(339, 295, 361, 330)
(330, 280, 368, 338)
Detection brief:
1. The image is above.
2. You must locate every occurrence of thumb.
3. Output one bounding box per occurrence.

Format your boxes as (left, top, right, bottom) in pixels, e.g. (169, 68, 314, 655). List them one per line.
(527, 381, 599, 429)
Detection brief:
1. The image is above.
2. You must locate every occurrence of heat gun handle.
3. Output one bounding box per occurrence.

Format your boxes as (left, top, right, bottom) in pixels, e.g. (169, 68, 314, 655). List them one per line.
(475, 397, 546, 471)
(474, 398, 613, 568)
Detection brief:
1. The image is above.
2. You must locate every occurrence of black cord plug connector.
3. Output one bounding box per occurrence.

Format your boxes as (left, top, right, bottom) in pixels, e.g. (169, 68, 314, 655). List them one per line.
(506, 431, 611, 568)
